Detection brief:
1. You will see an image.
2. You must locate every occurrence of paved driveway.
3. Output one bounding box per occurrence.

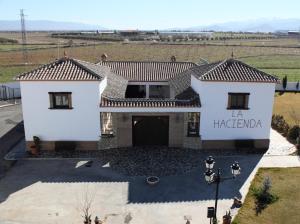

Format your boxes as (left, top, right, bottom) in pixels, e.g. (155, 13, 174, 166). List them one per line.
(0, 104, 22, 138)
(0, 155, 265, 224)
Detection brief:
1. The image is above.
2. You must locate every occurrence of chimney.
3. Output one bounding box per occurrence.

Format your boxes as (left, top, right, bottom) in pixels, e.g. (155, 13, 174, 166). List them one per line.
(170, 55, 176, 62)
(101, 53, 108, 62)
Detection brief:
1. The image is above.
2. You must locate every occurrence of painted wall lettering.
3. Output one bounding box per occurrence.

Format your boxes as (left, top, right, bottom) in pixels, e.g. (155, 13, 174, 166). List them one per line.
(213, 110, 262, 129)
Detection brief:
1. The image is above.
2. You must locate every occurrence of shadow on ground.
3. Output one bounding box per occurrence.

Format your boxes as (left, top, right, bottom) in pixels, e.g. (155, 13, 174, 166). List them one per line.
(0, 151, 263, 204)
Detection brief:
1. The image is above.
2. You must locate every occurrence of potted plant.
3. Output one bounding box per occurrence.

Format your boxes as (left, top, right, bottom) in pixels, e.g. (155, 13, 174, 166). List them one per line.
(30, 136, 40, 156)
(222, 211, 232, 224)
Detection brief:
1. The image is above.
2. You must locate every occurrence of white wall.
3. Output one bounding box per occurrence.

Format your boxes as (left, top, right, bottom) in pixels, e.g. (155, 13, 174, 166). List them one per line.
(191, 76, 276, 140)
(20, 81, 102, 141)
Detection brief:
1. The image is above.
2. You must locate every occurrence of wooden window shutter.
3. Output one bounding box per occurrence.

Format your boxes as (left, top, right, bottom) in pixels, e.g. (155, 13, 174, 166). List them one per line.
(245, 94, 249, 109)
(49, 93, 53, 108)
(227, 94, 232, 108)
(68, 93, 72, 108)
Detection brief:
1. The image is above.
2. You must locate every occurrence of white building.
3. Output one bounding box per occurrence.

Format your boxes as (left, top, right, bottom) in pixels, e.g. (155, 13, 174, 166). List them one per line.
(17, 57, 279, 151)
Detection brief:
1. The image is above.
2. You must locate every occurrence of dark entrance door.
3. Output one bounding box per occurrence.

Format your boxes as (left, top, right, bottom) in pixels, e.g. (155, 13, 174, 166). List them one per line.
(132, 116, 169, 146)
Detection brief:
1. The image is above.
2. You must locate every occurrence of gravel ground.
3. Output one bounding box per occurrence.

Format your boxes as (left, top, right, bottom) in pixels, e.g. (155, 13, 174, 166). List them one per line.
(23, 147, 255, 177)
(98, 147, 205, 176)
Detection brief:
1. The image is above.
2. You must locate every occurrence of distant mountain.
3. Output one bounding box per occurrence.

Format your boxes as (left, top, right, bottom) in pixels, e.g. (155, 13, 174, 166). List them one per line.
(175, 18, 300, 32)
(0, 20, 106, 31)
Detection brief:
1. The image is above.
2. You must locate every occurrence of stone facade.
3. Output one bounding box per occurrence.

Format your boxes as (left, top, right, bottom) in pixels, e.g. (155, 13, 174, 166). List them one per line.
(26, 141, 98, 151)
(182, 113, 202, 149)
(201, 139, 270, 152)
(98, 112, 202, 150)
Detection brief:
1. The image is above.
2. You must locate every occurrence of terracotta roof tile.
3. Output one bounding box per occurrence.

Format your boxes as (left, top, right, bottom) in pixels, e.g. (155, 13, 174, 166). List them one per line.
(16, 58, 108, 81)
(98, 61, 196, 81)
(193, 59, 279, 83)
(100, 96, 200, 108)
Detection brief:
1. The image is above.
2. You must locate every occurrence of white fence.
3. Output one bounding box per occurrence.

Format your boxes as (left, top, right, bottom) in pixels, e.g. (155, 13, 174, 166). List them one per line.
(276, 82, 300, 92)
(0, 82, 21, 100)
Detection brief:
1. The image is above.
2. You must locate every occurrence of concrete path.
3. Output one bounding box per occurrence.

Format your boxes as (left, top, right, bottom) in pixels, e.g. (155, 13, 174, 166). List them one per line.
(260, 155, 300, 167)
(265, 129, 297, 155)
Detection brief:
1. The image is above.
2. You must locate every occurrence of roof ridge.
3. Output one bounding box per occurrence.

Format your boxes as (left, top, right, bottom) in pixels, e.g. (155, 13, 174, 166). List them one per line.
(71, 58, 104, 80)
(99, 60, 196, 65)
(198, 60, 225, 80)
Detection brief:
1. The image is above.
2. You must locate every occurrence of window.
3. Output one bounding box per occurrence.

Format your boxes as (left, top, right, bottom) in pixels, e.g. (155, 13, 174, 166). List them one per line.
(149, 85, 170, 99)
(101, 112, 114, 136)
(125, 85, 146, 98)
(187, 112, 200, 137)
(227, 93, 250, 110)
(49, 92, 72, 109)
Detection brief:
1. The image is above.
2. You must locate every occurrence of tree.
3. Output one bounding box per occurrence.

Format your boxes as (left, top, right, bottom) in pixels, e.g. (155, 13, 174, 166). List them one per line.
(252, 176, 278, 215)
(282, 75, 288, 89)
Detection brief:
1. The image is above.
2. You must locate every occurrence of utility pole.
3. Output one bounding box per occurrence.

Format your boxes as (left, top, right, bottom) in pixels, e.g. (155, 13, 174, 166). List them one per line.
(20, 9, 28, 64)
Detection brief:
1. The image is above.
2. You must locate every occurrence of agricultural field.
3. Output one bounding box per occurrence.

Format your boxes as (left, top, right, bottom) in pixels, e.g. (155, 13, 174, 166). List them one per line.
(0, 44, 56, 51)
(0, 65, 36, 83)
(0, 32, 299, 82)
(241, 55, 300, 81)
(233, 168, 300, 224)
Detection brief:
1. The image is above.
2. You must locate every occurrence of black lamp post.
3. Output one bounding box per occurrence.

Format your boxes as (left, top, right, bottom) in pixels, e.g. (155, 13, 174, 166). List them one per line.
(204, 156, 241, 223)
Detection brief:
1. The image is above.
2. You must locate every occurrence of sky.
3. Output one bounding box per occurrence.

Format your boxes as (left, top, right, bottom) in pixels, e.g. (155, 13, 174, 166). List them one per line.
(0, 0, 300, 29)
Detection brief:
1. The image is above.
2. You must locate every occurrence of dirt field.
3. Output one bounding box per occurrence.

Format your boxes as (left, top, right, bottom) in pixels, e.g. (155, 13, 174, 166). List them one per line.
(273, 93, 300, 126)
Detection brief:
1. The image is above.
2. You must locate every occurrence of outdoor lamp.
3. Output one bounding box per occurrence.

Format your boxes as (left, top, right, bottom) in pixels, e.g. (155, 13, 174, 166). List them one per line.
(205, 156, 215, 169)
(204, 157, 241, 223)
(204, 169, 215, 183)
(231, 161, 241, 176)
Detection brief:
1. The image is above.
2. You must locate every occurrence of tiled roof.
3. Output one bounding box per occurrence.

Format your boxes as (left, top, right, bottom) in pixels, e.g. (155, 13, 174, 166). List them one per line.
(16, 58, 108, 81)
(193, 59, 279, 83)
(97, 61, 196, 81)
(100, 96, 200, 108)
(168, 62, 218, 97)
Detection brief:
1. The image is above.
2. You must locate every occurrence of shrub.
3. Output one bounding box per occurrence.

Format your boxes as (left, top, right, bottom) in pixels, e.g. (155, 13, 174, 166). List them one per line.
(252, 176, 279, 215)
(287, 125, 300, 141)
(271, 114, 290, 136)
(296, 137, 300, 150)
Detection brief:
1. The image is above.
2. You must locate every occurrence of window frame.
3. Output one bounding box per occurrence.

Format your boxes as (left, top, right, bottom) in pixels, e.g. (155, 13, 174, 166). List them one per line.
(48, 92, 73, 110)
(227, 92, 250, 110)
(187, 112, 200, 137)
